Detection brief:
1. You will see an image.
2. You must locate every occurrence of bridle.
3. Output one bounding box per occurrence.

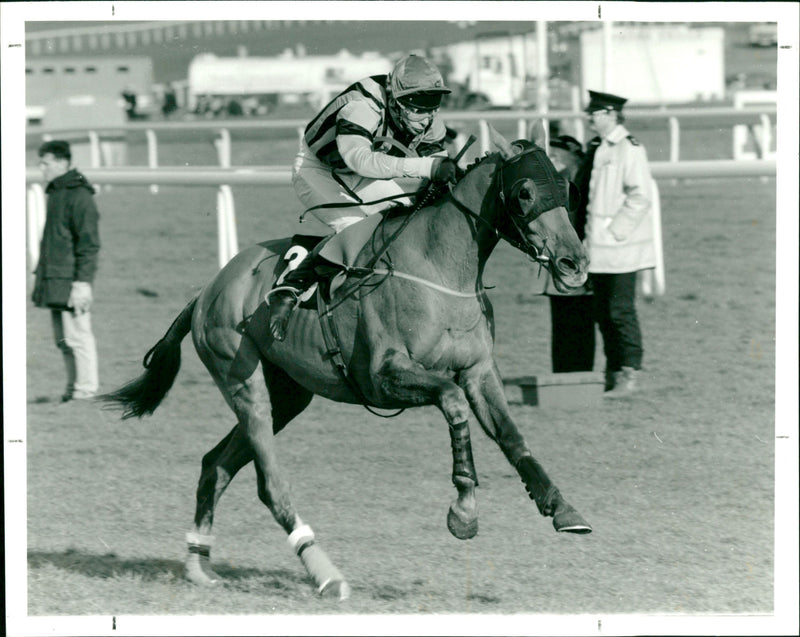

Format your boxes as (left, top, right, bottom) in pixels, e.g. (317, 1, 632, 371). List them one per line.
(448, 144, 570, 266)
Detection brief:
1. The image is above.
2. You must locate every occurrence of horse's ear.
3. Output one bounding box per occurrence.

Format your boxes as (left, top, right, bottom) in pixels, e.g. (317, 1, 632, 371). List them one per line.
(487, 123, 519, 160)
(566, 179, 581, 213)
(528, 119, 547, 148)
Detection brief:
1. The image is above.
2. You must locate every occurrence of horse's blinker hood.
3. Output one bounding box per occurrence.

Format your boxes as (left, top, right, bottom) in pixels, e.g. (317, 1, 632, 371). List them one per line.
(500, 141, 569, 220)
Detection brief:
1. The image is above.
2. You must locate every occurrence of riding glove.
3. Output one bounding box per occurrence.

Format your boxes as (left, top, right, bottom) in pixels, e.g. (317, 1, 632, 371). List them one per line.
(431, 157, 458, 184)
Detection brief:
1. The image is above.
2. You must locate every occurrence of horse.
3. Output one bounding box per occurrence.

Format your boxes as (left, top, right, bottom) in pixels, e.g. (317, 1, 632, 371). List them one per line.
(101, 125, 591, 600)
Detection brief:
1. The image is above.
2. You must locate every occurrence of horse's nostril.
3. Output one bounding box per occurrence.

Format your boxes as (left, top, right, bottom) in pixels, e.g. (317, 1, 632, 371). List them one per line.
(556, 257, 578, 273)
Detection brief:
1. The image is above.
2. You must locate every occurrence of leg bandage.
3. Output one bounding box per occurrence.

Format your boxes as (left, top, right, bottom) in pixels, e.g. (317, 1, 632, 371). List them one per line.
(449, 421, 478, 485)
(287, 524, 316, 556)
(186, 531, 215, 556)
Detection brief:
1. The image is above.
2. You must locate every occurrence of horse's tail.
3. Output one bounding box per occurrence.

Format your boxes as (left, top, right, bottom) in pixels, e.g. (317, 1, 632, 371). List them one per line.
(100, 297, 198, 419)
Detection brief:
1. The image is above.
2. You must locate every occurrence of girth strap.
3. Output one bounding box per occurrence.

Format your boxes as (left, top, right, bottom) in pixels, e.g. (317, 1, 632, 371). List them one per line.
(316, 288, 404, 418)
(368, 268, 478, 298)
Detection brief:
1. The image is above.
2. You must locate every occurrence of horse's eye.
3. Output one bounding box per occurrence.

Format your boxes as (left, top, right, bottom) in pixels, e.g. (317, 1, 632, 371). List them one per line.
(519, 189, 532, 201)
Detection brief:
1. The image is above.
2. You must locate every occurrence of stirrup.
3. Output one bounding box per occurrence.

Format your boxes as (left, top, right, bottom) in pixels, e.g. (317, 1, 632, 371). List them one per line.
(266, 287, 302, 341)
(265, 286, 301, 307)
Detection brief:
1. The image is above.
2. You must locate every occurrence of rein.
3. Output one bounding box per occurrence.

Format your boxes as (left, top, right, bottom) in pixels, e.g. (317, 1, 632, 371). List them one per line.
(354, 136, 477, 276)
(314, 138, 476, 418)
(299, 133, 428, 222)
(448, 192, 550, 265)
(321, 143, 557, 315)
(298, 187, 427, 223)
(446, 148, 555, 266)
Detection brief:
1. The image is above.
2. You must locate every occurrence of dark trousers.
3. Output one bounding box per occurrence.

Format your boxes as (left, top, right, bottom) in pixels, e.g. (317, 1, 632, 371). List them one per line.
(590, 272, 643, 371)
(548, 294, 596, 373)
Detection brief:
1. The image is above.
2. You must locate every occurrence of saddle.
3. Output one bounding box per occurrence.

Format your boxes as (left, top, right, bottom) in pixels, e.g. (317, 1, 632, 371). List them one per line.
(271, 234, 325, 307)
(269, 211, 417, 410)
(272, 211, 393, 305)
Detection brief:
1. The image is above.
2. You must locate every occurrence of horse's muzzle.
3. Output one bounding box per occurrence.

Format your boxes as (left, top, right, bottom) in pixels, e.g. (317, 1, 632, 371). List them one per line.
(551, 256, 588, 291)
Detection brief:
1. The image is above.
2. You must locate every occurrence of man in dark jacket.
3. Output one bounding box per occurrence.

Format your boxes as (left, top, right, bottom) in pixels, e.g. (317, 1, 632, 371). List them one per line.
(33, 140, 101, 402)
(543, 135, 596, 374)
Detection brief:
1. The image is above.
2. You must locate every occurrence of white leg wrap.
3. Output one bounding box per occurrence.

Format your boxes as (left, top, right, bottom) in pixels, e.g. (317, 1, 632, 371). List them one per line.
(186, 531, 215, 547)
(287, 524, 315, 554)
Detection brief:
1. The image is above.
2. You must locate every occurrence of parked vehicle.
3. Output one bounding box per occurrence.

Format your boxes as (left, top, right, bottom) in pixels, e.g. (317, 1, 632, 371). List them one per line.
(748, 23, 778, 47)
(186, 50, 392, 112)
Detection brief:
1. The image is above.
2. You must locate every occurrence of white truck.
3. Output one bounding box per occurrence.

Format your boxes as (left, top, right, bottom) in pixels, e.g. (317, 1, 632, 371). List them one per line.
(186, 50, 393, 113)
(435, 34, 536, 109)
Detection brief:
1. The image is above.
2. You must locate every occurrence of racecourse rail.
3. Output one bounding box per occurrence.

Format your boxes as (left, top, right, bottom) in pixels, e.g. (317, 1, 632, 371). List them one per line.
(25, 99, 777, 297)
(27, 104, 777, 168)
(25, 158, 774, 301)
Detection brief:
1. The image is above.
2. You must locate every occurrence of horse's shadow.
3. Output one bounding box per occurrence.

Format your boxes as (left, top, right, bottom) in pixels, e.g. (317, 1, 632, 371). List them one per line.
(27, 548, 310, 590)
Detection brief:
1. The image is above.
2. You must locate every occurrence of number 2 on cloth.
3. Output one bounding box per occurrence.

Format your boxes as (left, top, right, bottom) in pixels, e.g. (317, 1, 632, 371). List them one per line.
(275, 246, 309, 287)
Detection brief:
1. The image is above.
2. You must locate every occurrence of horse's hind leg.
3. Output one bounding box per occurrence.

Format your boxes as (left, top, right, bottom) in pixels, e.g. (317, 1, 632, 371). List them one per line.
(186, 424, 254, 585)
(187, 361, 313, 577)
(222, 341, 349, 598)
(192, 365, 314, 556)
(461, 361, 592, 534)
(185, 364, 313, 586)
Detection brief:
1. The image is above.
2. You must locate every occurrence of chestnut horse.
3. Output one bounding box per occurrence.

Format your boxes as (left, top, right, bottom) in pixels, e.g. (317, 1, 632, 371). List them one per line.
(102, 126, 591, 600)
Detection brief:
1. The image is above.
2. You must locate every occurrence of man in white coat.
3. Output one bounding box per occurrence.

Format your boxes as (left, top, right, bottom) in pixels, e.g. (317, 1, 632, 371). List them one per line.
(582, 91, 656, 397)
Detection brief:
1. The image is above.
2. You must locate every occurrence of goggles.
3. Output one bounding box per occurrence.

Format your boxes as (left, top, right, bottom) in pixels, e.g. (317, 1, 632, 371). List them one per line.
(398, 102, 439, 121)
(397, 91, 441, 114)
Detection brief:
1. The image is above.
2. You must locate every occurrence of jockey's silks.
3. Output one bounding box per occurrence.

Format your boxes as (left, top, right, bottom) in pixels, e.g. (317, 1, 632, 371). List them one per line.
(304, 75, 446, 172)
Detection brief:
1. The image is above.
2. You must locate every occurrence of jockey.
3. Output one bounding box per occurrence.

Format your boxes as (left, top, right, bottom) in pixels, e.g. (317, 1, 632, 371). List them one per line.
(267, 53, 459, 341)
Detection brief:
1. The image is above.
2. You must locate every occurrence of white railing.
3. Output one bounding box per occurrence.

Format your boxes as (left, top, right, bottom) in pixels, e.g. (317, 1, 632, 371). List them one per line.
(23, 160, 775, 186)
(25, 167, 291, 270)
(641, 179, 665, 298)
(27, 106, 777, 170)
(25, 159, 775, 288)
(732, 91, 777, 160)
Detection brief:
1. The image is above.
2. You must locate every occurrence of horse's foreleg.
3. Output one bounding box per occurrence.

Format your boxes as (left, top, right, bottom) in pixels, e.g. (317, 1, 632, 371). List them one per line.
(444, 419, 481, 540)
(461, 362, 592, 534)
(186, 424, 254, 585)
(376, 350, 479, 540)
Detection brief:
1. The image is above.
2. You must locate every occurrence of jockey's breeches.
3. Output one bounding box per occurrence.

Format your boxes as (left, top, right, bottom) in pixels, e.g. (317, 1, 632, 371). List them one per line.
(293, 139, 424, 233)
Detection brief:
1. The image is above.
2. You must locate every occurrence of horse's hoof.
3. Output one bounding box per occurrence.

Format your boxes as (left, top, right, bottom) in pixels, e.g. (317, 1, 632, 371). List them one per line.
(552, 503, 592, 534)
(319, 579, 351, 601)
(447, 503, 478, 540)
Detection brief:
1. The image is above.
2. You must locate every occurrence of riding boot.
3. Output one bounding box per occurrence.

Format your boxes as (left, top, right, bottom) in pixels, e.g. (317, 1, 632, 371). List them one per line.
(604, 367, 639, 398)
(266, 255, 318, 341)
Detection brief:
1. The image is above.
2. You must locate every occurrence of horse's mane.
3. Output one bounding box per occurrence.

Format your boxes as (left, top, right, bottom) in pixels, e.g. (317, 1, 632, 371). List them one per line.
(462, 151, 498, 175)
(382, 151, 502, 219)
